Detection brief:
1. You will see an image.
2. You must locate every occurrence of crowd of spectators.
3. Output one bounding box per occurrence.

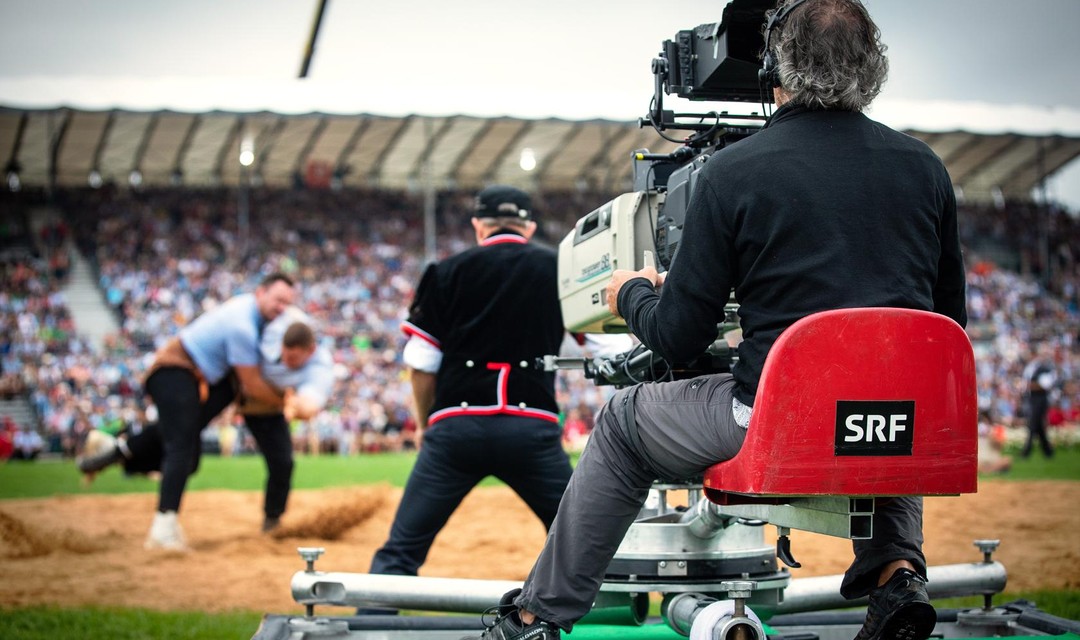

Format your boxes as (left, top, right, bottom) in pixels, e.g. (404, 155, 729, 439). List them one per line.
(2, 185, 1079, 463)
(967, 256, 1080, 434)
(4, 186, 615, 459)
(958, 200, 1080, 312)
(1, 204, 95, 458)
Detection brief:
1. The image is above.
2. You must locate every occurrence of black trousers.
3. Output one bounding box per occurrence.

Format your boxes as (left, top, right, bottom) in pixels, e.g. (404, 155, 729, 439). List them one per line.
(122, 423, 165, 475)
(144, 367, 235, 513)
(243, 413, 295, 519)
(369, 414, 573, 576)
(122, 406, 294, 520)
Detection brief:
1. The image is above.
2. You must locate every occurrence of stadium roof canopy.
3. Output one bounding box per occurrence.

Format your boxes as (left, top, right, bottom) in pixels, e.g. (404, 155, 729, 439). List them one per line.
(3, 106, 1079, 204)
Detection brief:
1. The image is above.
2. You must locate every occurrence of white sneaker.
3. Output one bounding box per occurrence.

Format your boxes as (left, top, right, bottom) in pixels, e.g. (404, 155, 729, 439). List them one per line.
(76, 430, 122, 480)
(83, 429, 117, 457)
(144, 511, 190, 551)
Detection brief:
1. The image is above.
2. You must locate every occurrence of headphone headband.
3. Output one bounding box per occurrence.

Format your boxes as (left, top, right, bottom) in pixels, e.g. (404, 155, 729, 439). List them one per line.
(759, 0, 811, 90)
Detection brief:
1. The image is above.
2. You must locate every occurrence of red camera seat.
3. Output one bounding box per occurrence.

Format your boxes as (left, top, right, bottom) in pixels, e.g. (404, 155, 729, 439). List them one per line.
(704, 308, 977, 505)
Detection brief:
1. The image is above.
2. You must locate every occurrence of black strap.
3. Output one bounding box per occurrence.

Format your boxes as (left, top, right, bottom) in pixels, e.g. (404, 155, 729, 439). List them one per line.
(621, 384, 645, 460)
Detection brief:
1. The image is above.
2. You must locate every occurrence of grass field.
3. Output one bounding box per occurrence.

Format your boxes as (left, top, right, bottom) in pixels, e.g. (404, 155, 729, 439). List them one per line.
(0, 451, 428, 500)
(0, 607, 263, 640)
(1, 446, 1077, 639)
(0, 446, 1075, 500)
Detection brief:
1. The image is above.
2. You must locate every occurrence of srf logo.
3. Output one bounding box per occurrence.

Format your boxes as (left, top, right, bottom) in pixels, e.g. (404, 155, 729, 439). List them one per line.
(834, 400, 915, 456)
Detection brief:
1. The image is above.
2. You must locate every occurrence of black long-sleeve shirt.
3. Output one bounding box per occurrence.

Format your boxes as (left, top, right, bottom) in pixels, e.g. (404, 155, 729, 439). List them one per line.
(618, 104, 968, 407)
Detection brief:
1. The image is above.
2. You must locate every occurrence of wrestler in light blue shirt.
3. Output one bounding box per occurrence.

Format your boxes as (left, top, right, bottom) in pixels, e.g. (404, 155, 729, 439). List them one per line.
(179, 293, 263, 384)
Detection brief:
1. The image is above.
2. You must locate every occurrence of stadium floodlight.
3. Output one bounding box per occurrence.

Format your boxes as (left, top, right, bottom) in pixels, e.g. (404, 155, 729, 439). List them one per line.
(991, 186, 1005, 210)
(88, 170, 103, 189)
(239, 134, 255, 167)
(6, 170, 19, 192)
(519, 148, 537, 172)
(240, 137, 256, 167)
(128, 170, 142, 187)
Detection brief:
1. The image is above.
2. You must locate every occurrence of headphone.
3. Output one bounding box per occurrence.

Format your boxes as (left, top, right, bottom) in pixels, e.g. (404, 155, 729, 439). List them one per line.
(759, 0, 810, 90)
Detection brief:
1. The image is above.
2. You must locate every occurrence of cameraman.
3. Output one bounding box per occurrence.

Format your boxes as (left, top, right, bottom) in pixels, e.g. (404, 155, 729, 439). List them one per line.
(472, 2, 966, 640)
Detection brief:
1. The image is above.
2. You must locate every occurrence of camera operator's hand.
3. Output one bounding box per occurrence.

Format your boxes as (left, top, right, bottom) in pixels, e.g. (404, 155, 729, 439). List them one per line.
(606, 266, 663, 317)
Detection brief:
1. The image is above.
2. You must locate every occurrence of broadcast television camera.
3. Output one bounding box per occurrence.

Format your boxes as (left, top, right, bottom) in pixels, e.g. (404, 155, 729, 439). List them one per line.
(546, 0, 776, 385)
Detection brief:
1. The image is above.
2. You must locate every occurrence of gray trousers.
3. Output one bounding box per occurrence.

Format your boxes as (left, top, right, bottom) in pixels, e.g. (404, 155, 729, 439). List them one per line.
(515, 373, 926, 632)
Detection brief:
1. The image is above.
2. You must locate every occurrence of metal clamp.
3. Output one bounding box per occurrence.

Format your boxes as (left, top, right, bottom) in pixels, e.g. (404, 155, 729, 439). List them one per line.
(973, 539, 1000, 564)
(721, 580, 755, 620)
(973, 540, 1001, 611)
(297, 547, 327, 619)
(298, 547, 326, 573)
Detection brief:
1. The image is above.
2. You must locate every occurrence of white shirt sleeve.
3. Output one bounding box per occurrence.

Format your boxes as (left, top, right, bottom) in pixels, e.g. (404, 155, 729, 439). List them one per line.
(582, 333, 635, 358)
(402, 335, 442, 373)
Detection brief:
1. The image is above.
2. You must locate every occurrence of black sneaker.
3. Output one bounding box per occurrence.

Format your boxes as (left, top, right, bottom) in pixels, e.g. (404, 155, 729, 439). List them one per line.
(854, 568, 937, 640)
(463, 588, 560, 640)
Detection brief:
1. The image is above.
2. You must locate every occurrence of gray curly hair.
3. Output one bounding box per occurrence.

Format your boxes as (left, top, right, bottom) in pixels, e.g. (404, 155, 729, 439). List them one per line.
(768, 0, 889, 111)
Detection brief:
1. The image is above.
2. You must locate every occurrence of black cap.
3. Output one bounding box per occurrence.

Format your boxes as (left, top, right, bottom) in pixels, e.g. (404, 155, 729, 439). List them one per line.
(474, 185, 532, 220)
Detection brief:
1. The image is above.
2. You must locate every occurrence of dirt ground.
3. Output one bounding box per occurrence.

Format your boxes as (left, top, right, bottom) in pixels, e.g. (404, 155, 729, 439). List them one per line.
(0, 480, 1078, 615)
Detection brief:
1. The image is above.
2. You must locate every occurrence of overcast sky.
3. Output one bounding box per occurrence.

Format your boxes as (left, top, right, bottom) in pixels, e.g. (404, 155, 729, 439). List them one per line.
(2, 0, 1079, 206)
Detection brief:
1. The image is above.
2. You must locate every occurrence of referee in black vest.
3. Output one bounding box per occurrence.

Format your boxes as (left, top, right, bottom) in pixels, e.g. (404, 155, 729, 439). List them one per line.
(367, 185, 574, 579)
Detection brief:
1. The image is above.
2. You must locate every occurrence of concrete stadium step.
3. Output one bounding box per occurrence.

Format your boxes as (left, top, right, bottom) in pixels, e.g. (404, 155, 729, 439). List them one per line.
(0, 397, 37, 429)
(61, 247, 120, 352)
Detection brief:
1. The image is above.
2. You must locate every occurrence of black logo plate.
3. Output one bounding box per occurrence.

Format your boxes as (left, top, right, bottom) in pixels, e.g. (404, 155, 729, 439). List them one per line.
(834, 400, 915, 456)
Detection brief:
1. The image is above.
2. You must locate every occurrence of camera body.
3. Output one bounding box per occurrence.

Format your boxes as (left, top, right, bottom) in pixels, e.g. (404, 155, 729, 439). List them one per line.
(558, 191, 658, 334)
(557, 130, 756, 335)
(558, 149, 710, 334)
(549, 0, 773, 384)
(558, 0, 774, 336)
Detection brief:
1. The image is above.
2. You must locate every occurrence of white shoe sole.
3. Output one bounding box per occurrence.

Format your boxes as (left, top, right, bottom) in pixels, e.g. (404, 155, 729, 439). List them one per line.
(82, 430, 117, 457)
(144, 537, 191, 552)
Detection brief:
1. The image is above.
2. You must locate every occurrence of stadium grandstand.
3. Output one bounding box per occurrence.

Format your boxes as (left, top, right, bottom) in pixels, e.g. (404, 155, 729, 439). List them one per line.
(2, 105, 1080, 462)
(2, 107, 1080, 201)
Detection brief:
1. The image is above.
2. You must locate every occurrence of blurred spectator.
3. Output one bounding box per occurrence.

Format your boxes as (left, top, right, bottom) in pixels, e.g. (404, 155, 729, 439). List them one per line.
(11, 423, 45, 461)
(0, 416, 16, 460)
(562, 407, 589, 451)
(1021, 342, 1057, 459)
(977, 410, 1012, 474)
